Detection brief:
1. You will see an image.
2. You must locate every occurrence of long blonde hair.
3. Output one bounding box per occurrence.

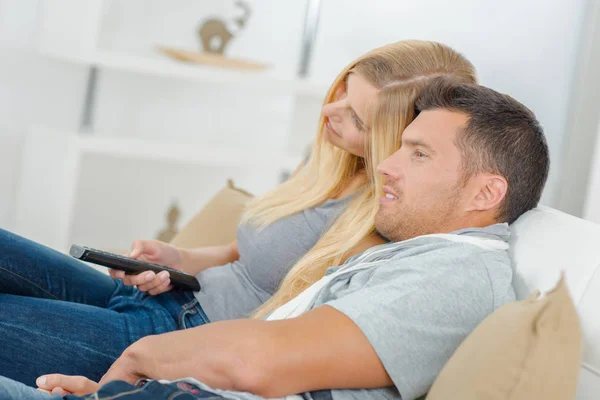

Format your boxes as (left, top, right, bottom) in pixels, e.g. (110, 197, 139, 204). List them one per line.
(245, 40, 477, 318)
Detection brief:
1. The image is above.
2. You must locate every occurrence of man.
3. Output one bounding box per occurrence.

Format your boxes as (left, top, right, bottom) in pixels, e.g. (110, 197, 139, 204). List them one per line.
(0, 78, 549, 400)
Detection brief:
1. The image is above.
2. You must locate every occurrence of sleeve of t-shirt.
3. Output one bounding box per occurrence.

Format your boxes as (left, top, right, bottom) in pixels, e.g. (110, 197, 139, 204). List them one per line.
(324, 253, 494, 400)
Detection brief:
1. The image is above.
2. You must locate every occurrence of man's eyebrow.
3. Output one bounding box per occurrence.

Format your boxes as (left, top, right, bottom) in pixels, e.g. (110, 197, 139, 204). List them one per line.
(402, 138, 437, 155)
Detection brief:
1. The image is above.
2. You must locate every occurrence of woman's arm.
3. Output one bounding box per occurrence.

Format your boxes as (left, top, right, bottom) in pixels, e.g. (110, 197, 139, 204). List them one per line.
(178, 241, 239, 276)
(117, 240, 240, 292)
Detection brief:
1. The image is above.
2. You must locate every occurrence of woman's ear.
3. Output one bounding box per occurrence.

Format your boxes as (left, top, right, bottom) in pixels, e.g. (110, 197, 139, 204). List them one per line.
(469, 175, 507, 212)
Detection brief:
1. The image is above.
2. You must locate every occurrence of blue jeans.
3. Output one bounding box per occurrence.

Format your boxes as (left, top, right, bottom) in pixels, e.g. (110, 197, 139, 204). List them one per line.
(0, 229, 209, 387)
(0, 376, 225, 400)
(0, 375, 335, 400)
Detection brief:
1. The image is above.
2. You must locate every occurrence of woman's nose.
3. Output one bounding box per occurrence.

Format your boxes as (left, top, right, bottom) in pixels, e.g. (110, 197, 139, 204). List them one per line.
(322, 101, 343, 123)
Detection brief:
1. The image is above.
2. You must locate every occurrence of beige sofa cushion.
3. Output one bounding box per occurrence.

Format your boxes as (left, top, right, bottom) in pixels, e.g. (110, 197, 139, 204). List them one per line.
(169, 180, 253, 248)
(426, 276, 582, 400)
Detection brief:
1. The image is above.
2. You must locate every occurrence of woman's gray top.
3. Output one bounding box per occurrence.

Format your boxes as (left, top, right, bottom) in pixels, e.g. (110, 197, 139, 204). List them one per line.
(193, 197, 350, 321)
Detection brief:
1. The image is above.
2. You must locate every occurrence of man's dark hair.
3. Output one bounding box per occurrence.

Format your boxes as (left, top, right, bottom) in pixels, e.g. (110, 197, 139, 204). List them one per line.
(415, 78, 549, 224)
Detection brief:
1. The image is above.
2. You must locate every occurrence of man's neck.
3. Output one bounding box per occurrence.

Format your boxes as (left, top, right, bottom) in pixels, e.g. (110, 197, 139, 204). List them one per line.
(439, 212, 499, 233)
(409, 216, 499, 242)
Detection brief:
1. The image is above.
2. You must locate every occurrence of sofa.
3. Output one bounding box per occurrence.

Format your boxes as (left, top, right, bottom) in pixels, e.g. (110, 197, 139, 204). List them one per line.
(509, 206, 600, 399)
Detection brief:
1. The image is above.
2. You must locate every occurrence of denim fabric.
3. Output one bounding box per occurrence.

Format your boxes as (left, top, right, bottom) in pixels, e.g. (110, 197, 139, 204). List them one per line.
(0, 375, 334, 400)
(306, 390, 334, 400)
(73, 381, 334, 400)
(67, 381, 333, 400)
(0, 375, 60, 400)
(0, 378, 228, 400)
(73, 380, 226, 400)
(0, 229, 208, 387)
(0, 228, 119, 305)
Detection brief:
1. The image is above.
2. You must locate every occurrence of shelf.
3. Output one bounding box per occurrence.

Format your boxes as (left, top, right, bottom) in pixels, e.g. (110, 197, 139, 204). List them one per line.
(71, 134, 303, 170)
(16, 127, 297, 252)
(41, 49, 330, 98)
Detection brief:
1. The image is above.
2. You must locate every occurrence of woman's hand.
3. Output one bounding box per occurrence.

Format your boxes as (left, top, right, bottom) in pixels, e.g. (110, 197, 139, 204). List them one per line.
(110, 239, 183, 295)
(36, 374, 100, 396)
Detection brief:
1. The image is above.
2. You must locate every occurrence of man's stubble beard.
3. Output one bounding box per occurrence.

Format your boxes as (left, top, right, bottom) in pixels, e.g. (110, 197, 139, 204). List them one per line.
(375, 188, 463, 243)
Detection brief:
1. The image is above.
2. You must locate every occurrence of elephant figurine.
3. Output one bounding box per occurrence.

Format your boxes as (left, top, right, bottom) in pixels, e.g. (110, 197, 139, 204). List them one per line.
(198, 1, 251, 55)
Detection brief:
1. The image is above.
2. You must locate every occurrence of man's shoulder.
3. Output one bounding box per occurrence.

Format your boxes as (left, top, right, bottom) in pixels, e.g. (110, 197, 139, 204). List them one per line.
(372, 238, 514, 308)
(383, 236, 511, 271)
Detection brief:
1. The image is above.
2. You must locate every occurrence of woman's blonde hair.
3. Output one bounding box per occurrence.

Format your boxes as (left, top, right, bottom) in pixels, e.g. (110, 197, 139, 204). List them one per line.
(244, 40, 477, 318)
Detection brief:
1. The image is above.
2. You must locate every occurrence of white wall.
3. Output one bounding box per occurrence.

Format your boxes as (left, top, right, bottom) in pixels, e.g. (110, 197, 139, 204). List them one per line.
(0, 0, 85, 136)
(555, 0, 600, 217)
(310, 0, 587, 206)
(1, 0, 595, 247)
(90, 0, 588, 205)
(583, 120, 600, 223)
(0, 135, 23, 228)
(0, 0, 86, 231)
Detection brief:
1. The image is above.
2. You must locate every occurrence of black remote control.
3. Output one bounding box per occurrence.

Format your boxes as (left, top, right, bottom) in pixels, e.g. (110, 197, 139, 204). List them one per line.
(70, 245, 201, 292)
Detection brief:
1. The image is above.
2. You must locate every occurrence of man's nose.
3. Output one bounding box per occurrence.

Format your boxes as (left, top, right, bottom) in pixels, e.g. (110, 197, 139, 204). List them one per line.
(377, 153, 402, 180)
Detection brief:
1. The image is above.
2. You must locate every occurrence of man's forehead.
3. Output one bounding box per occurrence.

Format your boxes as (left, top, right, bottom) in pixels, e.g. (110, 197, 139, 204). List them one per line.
(404, 109, 469, 143)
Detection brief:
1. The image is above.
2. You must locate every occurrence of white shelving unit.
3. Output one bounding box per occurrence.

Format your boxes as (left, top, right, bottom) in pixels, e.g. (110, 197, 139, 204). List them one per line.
(74, 135, 302, 170)
(15, 126, 302, 252)
(15, 0, 325, 251)
(40, 49, 329, 98)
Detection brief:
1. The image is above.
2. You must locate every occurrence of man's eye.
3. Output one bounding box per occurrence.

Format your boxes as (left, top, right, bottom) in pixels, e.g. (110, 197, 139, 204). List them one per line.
(414, 151, 427, 159)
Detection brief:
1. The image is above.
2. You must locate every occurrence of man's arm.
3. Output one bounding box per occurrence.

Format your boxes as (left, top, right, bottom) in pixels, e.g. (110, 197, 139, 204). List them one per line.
(102, 306, 392, 398)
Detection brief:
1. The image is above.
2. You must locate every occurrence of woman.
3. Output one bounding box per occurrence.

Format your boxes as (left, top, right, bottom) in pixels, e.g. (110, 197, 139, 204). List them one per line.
(0, 40, 476, 386)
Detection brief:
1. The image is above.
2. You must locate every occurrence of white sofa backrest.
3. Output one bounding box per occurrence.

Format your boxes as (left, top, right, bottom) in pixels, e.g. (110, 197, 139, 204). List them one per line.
(509, 206, 600, 399)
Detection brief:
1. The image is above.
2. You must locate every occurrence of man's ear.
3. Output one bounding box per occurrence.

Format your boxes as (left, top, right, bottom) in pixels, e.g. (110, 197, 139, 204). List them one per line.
(468, 175, 507, 212)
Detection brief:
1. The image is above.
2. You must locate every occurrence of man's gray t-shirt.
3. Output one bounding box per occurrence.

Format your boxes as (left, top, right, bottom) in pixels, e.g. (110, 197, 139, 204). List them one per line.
(184, 223, 515, 400)
(194, 197, 350, 321)
(324, 223, 514, 400)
